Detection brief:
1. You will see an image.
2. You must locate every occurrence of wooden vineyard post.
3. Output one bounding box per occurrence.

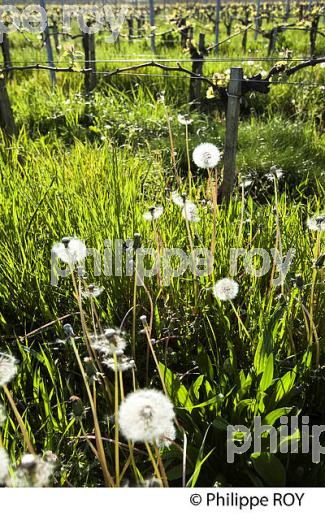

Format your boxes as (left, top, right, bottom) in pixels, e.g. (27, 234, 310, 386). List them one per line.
(89, 34, 96, 91)
(254, 0, 261, 40)
(127, 15, 134, 43)
(82, 32, 96, 95)
(52, 19, 60, 52)
(221, 67, 243, 202)
(215, 0, 221, 55)
(40, 0, 56, 86)
(0, 77, 17, 139)
(189, 33, 205, 102)
(1, 34, 12, 78)
(149, 0, 156, 53)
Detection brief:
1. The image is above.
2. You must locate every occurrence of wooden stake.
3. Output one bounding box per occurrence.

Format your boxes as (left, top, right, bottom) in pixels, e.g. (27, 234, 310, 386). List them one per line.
(221, 67, 243, 202)
(149, 0, 156, 53)
(0, 77, 17, 138)
(215, 0, 221, 55)
(40, 0, 56, 86)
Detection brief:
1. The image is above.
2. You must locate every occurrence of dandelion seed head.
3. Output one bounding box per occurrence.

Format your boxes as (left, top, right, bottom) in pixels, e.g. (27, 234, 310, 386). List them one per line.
(307, 214, 325, 232)
(90, 328, 127, 356)
(21, 454, 37, 470)
(241, 177, 253, 188)
(158, 421, 176, 448)
(63, 323, 75, 338)
(119, 389, 175, 444)
(0, 353, 17, 387)
(81, 284, 104, 299)
(266, 166, 284, 181)
(171, 191, 186, 207)
(140, 315, 148, 326)
(182, 201, 200, 222)
(0, 404, 6, 426)
(177, 114, 193, 125)
(141, 477, 163, 487)
(143, 206, 164, 221)
(104, 355, 136, 372)
(8, 454, 56, 487)
(52, 237, 87, 264)
(0, 448, 9, 484)
(213, 278, 239, 301)
(192, 143, 221, 169)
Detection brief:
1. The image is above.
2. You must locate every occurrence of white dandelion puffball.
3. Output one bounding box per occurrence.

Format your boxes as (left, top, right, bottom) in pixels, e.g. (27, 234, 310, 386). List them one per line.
(193, 143, 221, 169)
(177, 114, 193, 126)
(143, 206, 164, 222)
(182, 201, 200, 222)
(0, 353, 17, 386)
(171, 191, 185, 207)
(307, 214, 325, 232)
(158, 421, 176, 448)
(0, 404, 6, 426)
(104, 355, 136, 373)
(51, 237, 87, 264)
(91, 328, 127, 356)
(8, 454, 56, 487)
(119, 389, 175, 444)
(0, 448, 9, 483)
(267, 165, 284, 181)
(213, 278, 239, 301)
(81, 284, 104, 299)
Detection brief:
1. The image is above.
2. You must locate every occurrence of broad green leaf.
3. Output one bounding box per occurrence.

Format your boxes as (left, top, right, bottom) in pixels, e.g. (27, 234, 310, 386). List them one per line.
(259, 354, 274, 392)
(212, 416, 229, 431)
(251, 452, 286, 486)
(263, 407, 293, 426)
(159, 362, 193, 411)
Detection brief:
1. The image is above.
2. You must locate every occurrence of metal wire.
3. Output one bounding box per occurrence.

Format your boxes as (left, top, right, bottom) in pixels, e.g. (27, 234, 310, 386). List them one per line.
(93, 71, 324, 87)
(3, 56, 321, 65)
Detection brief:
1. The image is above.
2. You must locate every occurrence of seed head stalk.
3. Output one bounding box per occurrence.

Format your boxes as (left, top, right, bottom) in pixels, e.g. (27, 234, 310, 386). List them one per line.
(210, 167, 219, 258)
(132, 255, 138, 361)
(164, 103, 181, 187)
(113, 352, 120, 486)
(309, 231, 321, 365)
(142, 318, 168, 397)
(70, 337, 114, 487)
(3, 385, 35, 455)
(145, 442, 164, 485)
(269, 176, 284, 295)
(229, 301, 251, 341)
(185, 124, 193, 194)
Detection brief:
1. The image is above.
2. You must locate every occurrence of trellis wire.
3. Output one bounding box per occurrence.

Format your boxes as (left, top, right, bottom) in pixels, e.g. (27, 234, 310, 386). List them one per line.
(2, 64, 322, 87)
(2, 57, 323, 65)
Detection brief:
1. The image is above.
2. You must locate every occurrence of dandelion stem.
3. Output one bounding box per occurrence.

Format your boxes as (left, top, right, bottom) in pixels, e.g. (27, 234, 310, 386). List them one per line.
(230, 301, 251, 341)
(309, 232, 321, 364)
(132, 256, 138, 361)
(145, 442, 163, 485)
(70, 338, 114, 487)
(238, 182, 245, 244)
(143, 323, 168, 396)
(164, 103, 180, 186)
(185, 124, 193, 194)
(113, 353, 120, 487)
(3, 384, 35, 455)
(79, 421, 99, 459)
(210, 168, 219, 258)
(154, 444, 169, 487)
